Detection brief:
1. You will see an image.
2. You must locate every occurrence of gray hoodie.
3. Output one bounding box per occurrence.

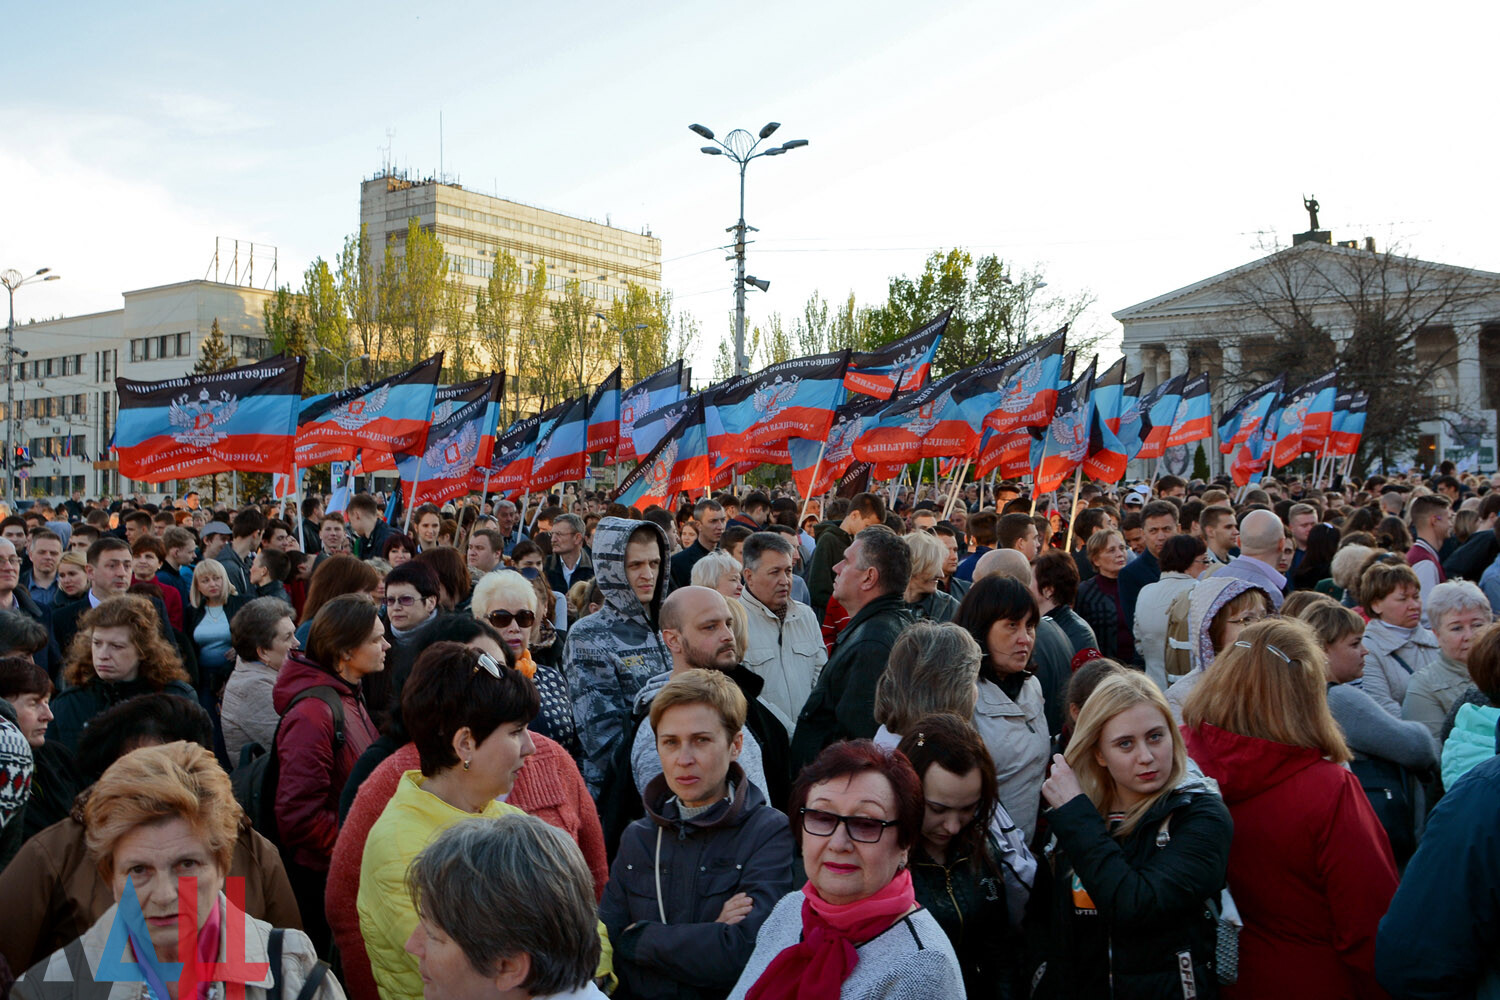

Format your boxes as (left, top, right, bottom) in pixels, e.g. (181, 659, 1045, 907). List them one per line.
(564, 516, 673, 794)
(1166, 575, 1275, 724)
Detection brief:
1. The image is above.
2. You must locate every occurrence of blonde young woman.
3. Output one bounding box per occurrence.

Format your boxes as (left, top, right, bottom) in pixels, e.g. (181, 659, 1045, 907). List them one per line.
(1037, 671, 1232, 999)
(187, 557, 246, 697)
(1183, 618, 1397, 999)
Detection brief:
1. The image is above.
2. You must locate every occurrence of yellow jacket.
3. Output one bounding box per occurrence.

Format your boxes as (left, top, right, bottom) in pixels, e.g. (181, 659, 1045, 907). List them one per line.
(357, 770, 612, 1000)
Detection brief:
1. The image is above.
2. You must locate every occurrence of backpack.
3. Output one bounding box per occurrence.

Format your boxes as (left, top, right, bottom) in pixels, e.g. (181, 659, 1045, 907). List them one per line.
(1164, 586, 1195, 680)
(231, 687, 346, 845)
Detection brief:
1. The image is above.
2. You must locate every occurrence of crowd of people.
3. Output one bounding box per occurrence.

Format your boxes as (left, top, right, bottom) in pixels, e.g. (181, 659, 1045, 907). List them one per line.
(0, 463, 1497, 999)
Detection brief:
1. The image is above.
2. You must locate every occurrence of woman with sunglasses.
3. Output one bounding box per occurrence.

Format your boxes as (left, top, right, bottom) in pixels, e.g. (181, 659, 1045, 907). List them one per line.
(728, 740, 963, 1000)
(1183, 619, 1397, 999)
(358, 640, 543, 1000)
(602, 669, 793, 1000)
(472, 569, 578, 758)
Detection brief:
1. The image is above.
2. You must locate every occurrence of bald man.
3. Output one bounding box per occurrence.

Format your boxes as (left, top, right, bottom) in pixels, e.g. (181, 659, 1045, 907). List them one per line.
(974, 548, 1070, 735)
(1204, 508, 1286, 609)
(627, 586, 790, 806)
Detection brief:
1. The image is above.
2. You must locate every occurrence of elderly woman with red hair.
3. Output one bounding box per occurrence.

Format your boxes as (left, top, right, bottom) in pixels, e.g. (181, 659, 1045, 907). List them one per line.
(728, 740, 963, 1000)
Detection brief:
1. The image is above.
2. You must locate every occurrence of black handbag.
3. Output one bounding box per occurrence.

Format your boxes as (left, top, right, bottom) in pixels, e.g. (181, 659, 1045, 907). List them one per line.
(1348, 754, 1416, 864)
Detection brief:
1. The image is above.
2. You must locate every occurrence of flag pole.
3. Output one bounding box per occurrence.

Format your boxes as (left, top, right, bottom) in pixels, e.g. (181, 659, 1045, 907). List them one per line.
(403, 454, 424, 535)
(1063, 466, 1084, 551)
(293, 467, 305, 550)
(941, 458, 970, 521)
(800, 441, 829, 524)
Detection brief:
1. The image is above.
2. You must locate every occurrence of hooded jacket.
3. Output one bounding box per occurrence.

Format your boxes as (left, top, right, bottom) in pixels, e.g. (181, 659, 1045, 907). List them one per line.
(1360, 618, 1441, 719)
(271, 651, 379, 872)
(601, 765, 795, 1000)
(1037, 776, 1232, 1000)
(566, 516, 673, 794)
(1184, 723, 1397, 1000)
(1165, 576, 1273, 725)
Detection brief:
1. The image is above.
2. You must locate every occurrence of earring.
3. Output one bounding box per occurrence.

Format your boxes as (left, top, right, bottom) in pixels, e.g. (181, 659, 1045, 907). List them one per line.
(462, 759, 471, 771)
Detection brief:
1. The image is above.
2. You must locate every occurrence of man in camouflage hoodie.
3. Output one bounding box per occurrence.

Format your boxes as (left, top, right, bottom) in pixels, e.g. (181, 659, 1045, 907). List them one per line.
(566, 515, 673, 795)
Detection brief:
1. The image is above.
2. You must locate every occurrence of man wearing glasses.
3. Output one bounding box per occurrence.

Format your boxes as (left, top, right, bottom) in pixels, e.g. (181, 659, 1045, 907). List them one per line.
(545, 513, 594, 595)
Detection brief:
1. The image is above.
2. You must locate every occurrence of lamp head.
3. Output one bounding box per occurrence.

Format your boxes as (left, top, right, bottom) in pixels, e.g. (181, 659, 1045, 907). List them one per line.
(34, 268, 50, 276)
(764, 147, 785, 156)
(759, 122, 781, 139)
(700, 147, 722, 156)
(688, 123, 715, 140)
(781, 139, 809, 150)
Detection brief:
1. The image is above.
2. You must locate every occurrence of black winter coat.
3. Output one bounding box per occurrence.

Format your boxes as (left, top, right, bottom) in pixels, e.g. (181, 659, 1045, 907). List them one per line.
(46, 676, 197, 754)
(1034, 786, 1232, 1000)
(911, 836, 1017, 1000)
(601, 765, 794, 1000)
(790, 592, 913, 770)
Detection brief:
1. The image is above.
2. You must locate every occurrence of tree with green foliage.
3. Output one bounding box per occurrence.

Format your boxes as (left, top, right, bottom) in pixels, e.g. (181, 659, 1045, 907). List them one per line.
(1193, 443, 1211, 481)
(475, 249, 523, 377)
(193, 318, 238, 375)
(867, 249, 1095, 376)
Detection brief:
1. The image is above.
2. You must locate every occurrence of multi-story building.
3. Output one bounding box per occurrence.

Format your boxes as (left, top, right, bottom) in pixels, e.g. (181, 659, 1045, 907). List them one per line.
(359, 171, 663, 409)
(5, 279, 272, 498)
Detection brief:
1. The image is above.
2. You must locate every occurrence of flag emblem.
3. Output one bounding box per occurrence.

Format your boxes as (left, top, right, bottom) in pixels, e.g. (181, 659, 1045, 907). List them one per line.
(825, 415, 864, 464)
(650, 438, 679, 487)
(753, 375, 802, 419)
(1001, 362, 1046, 413)
(169, 390, 239, 448)
(907, 388, 954, 438)
(425, 420, 479, 479)
(329, 385, 389, 430)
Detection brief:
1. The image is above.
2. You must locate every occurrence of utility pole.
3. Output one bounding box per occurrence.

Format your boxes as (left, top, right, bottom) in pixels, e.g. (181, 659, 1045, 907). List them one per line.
(2, 268, 60, 507)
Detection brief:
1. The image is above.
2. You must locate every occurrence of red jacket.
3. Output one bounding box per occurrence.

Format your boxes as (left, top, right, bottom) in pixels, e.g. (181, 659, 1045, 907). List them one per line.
(326, 736, 609, 1000)
(1184, 723, 1398, 1000)
(271, 652, 378, 872)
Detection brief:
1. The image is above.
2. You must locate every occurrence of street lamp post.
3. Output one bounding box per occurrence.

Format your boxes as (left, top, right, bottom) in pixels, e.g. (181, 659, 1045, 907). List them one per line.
(315, 346, 370, 391)
(594, 312, 647, 376)
(688, 122, 808, 379)
(2, 267, 61, 507)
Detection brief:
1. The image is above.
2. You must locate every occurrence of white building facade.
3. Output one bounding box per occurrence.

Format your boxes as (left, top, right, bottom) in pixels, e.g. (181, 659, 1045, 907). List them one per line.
(1114, 241, 1500, 476)
(7, 279, 272, 498)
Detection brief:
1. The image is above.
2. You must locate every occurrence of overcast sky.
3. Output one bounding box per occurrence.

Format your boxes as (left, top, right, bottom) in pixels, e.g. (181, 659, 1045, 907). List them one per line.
(6, 0, 1497, 377)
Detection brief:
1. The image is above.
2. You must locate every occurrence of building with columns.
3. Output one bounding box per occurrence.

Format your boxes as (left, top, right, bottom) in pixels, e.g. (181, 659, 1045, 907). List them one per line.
(1114, 239, 1500, 475)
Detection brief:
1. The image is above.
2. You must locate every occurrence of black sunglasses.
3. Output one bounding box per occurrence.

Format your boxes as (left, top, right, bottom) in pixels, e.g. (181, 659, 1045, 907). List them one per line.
(486, 609, 536, 629)
(800, 807, 897, 844)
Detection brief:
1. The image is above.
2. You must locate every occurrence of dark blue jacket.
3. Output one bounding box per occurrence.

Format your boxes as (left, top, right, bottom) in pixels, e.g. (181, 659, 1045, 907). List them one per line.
(1376, 745, 1500, 998)
(1117, 550, 1160, 632)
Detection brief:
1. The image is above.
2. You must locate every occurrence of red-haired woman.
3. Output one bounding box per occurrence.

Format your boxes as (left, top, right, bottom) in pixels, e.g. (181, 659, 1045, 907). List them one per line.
(728, 740, 963, 1000)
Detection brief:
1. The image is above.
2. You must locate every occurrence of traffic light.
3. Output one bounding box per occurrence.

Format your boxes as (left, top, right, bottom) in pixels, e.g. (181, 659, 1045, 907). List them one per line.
(12, 446, 32, 469)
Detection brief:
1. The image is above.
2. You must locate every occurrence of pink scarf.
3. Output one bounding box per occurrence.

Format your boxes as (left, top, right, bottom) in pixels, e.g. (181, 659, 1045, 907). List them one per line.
(746, 869, 917, 1000)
